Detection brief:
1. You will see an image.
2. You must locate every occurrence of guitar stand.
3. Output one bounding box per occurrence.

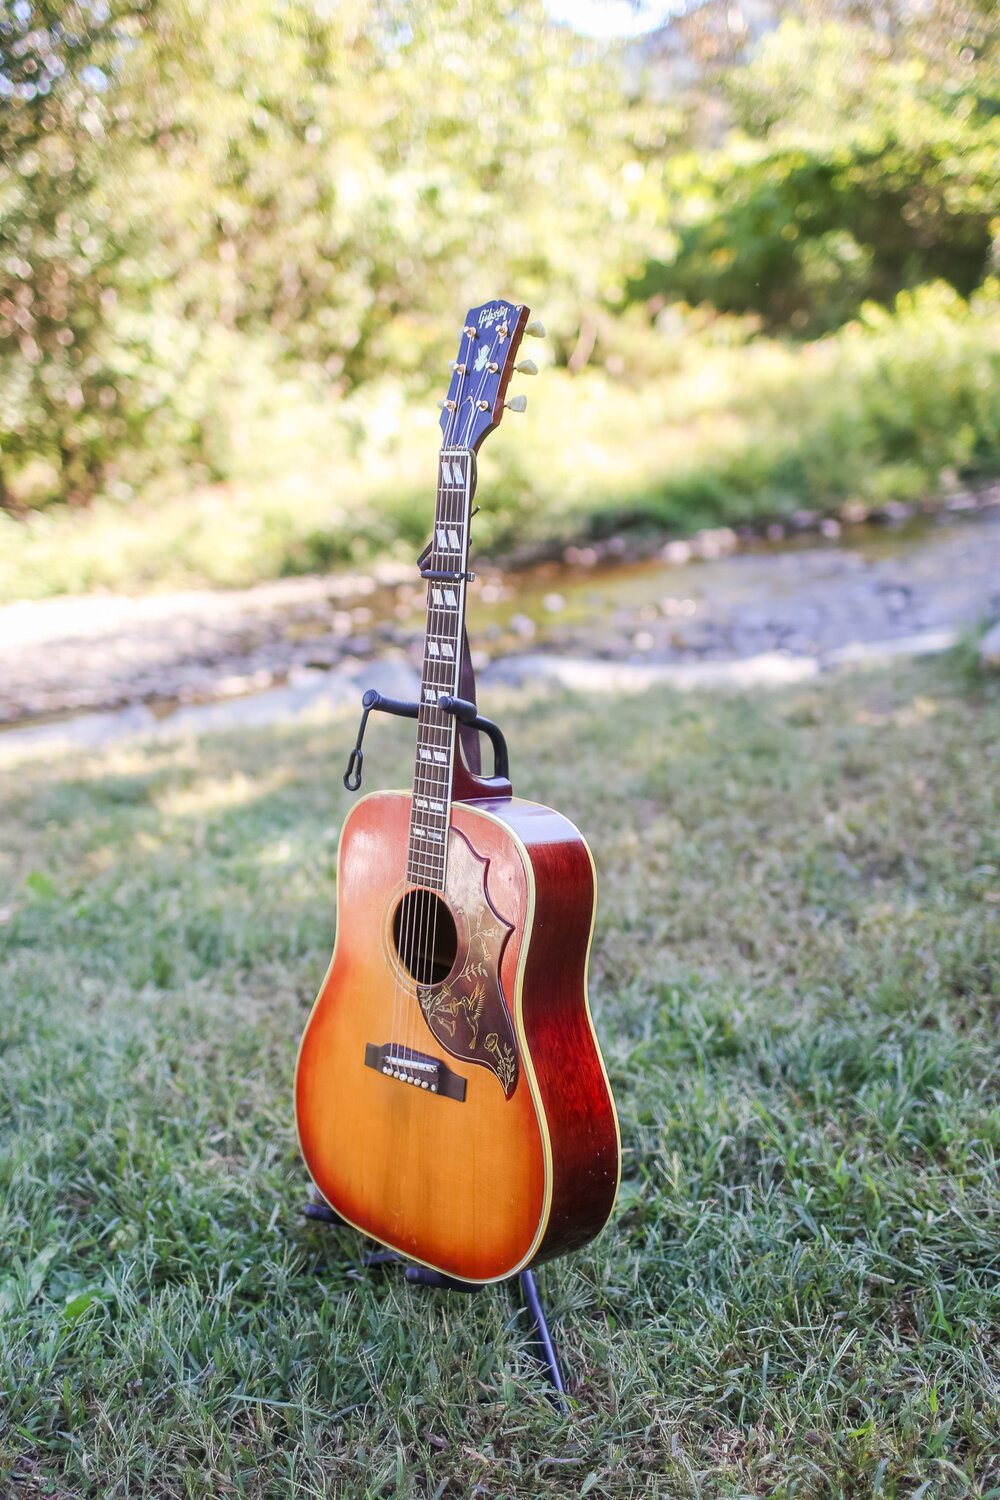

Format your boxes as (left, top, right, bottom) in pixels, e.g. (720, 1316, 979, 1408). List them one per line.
(344, 688, 509, 793)
(302, 1199, 570, 1414)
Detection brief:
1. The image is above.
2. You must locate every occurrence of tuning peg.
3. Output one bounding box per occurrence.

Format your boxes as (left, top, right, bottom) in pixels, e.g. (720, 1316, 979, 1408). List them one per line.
(438, 398, 456, 411)
(524, 320, 546, 338)
(505, 394, 527, 413)
(514, 359, 538, 376)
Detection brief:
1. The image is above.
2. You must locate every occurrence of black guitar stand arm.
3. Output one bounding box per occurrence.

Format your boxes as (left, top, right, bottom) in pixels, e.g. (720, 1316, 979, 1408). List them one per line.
(344, 688, 509, 792)
(302, 1200, 568, 1413)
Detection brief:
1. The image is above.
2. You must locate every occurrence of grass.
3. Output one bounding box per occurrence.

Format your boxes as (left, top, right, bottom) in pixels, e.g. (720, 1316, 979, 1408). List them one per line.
(2, 280, 999, 604)
(1, 652, 998, 1497)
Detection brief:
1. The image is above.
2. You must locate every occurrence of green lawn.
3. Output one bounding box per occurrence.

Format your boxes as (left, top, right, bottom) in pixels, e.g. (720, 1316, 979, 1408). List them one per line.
(1, 654, 998, 1498)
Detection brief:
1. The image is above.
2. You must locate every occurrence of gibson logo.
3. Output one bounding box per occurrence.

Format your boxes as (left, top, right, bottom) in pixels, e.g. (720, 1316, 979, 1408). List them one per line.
(477, 303, 508, 328)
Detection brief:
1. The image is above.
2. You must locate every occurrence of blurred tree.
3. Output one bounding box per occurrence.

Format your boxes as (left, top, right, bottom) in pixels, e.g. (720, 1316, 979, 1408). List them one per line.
(0, 1, 158, 503)
(632, 4, 1000, 331)
(130, 0, 653, 380)
(2, 0, 663, 503)
(7, 0, 998, 509)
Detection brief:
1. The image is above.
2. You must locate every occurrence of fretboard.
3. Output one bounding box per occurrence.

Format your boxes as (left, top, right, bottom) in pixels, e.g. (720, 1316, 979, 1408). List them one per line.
(405, 448, 474, 890)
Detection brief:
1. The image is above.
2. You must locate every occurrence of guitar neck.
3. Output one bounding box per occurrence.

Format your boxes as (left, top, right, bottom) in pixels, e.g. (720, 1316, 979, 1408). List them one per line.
(405, 448, 475, 891)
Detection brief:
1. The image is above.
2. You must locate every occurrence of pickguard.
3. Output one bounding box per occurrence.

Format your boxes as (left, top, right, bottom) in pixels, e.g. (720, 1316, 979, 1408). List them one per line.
(416, 827, 519, 1098)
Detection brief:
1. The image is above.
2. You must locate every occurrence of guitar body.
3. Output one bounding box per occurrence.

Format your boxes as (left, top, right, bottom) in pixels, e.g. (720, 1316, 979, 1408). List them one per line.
(295, 790, 620, 1284)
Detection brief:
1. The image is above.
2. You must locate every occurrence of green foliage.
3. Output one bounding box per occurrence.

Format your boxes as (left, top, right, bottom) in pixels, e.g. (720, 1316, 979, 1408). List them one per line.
(635, 16, 1000, 332)
(626, 279, 1000, 530)
(4, 0, 1000, 547)
(0, 1, 160, 502)
(3, 278, 998, 599)
(1, 0, 655, 507)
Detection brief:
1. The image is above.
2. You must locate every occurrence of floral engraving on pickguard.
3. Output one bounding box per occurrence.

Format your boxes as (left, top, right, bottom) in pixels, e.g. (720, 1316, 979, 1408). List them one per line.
(420, 979, 486, 1049)
(483, 1032, 516, 1093)
(413, 827, 520, 1099)
(463, 907, 500, 980)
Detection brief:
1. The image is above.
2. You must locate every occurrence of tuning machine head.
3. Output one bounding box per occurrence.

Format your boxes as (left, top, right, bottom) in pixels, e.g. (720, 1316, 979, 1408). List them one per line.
(524, 320, 546, 338)
(441, 301, 539, 446)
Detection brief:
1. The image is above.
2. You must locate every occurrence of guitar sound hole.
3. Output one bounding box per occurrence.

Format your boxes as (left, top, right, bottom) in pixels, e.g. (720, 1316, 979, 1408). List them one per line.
(392, 890, 458, 986)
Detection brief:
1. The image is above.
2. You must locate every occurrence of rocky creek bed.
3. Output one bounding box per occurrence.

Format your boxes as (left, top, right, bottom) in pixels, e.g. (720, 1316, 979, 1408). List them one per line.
(1, 494, 998, 742)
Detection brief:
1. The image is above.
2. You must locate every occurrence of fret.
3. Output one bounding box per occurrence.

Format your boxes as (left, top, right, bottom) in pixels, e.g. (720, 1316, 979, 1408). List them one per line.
(408, 847, 447, 864)
(413, 747, 449, 768)
(406, 855, 445, 871)
(410, 803, 449, 823)
(406, 832, 447, 852)
(406, 444, 474, 891)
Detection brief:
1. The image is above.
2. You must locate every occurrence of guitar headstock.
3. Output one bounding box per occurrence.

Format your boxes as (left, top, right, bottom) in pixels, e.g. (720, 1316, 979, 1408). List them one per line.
(438, 299, 542, 451)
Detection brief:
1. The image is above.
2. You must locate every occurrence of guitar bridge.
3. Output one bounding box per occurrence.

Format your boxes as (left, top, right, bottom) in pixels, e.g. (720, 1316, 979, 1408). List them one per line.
(364, 1042, 467, 1103)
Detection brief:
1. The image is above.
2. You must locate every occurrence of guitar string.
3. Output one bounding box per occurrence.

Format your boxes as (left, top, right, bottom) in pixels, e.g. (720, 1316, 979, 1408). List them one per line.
(405, 434, 464, 1066)
(389, 343, 465, 1060)
(397, 366, 464, 1053)
(410, 439, 466, 1064)
(410, 319, 508, 1068)
(412, 373, 474, 1060)
(394, 332, 471, 1061)
(407, 463, 453, 1058)
(396, 313, 514, 1075)
(418, 319, 513, 1060)
(401, 327, 478, 1064)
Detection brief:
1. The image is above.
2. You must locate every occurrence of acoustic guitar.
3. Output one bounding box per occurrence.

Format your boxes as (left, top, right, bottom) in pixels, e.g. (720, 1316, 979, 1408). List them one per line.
(295, 300, 620, 1284)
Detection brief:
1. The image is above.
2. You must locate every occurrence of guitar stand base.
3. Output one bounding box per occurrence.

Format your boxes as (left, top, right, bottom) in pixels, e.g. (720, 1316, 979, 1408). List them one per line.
(301, 1200, 569, 1413)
